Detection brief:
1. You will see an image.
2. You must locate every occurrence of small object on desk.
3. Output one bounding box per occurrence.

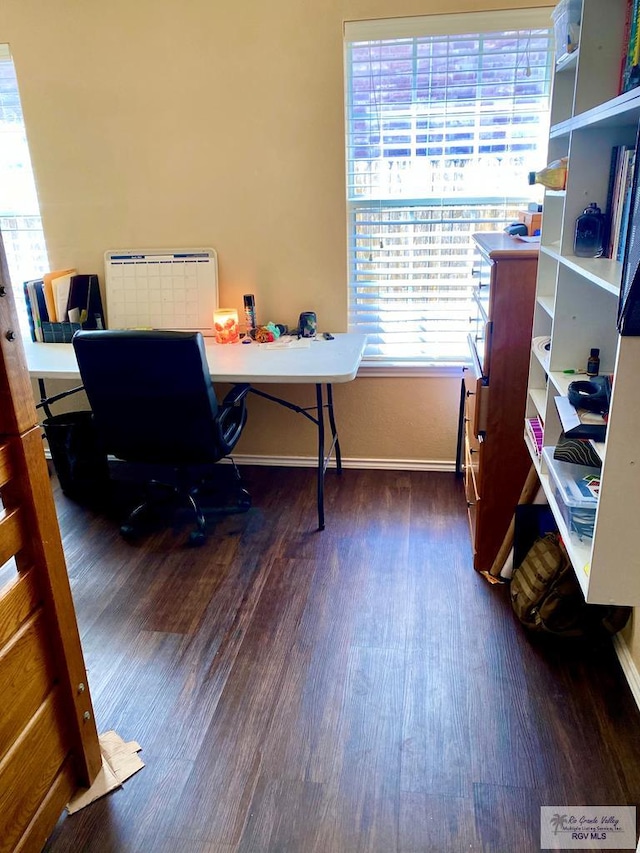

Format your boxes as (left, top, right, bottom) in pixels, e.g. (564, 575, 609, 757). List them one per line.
(323, 332, 334, 340)
(242, 337, 252, 344)
(213, 308, 240, 344)
(298, 311, 317, 338)
(517, 207, 542, 236)
(243, 293, 257, 331)
(562, 368, 586, 374)
(260, 335, 311, 349)
(253, 325, 276, 343)
(504, 222, 528, 237)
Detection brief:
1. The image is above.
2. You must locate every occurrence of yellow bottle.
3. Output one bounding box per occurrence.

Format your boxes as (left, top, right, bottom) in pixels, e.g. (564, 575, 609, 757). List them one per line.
(528, 157, 568, 191)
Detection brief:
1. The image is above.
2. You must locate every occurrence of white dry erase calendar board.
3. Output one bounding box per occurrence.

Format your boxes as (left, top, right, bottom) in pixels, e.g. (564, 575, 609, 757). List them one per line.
(104, 248, 219, 335)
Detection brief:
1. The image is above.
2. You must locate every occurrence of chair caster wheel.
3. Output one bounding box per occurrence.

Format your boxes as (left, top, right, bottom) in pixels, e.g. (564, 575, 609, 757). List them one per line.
(119, 524, 137, 541)
(188, 530, 206, 547)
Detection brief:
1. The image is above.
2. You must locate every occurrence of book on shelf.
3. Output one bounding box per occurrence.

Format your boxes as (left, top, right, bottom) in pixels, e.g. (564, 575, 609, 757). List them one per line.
(604, 144, 636, 259)
(621, 0, 640, 94)
(525, 415, 543, 458)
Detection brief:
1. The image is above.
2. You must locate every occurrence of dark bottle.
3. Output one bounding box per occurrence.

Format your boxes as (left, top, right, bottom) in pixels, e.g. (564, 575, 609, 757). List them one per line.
(586, 347, 600, 377)
(574, 202, 605, 258)
(243, 294, 256, 330)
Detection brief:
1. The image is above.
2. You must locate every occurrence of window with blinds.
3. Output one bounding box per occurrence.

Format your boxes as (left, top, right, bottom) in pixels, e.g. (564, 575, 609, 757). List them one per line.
(0, 44, 48, 333)
(344, 11, 553, 364)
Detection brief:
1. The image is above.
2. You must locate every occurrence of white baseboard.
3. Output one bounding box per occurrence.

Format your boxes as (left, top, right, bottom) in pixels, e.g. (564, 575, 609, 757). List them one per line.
(229, 453, 455, 472)
(613, 633, 640, 713)
(45, 449, 455, 473)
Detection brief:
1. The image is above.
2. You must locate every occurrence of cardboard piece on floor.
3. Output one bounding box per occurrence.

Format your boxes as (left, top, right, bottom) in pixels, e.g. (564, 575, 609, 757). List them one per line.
(66, 730, 144, 814)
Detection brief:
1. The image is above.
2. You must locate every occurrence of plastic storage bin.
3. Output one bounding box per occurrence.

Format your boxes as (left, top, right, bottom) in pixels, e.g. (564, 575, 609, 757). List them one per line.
(551, 0, 581, 62)
(542, 446, 599, 542)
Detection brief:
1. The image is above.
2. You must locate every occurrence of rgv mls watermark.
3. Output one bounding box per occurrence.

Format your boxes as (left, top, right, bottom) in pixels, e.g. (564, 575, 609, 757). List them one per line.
(540, 806, 636, 849)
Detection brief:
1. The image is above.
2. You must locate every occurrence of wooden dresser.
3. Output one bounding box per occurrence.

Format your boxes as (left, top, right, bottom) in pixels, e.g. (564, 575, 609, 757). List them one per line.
(461, 232, 538, 573)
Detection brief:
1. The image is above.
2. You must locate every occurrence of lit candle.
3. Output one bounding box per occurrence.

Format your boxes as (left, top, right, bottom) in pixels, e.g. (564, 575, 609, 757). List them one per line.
(213, 308, 239, 344)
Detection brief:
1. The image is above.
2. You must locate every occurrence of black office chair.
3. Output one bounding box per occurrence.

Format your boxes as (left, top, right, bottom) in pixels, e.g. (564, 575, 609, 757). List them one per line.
(72, 329, 251, 545)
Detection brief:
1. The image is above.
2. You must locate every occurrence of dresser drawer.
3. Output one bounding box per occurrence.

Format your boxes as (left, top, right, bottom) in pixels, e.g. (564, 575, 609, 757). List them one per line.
(469, 251, 494, 379)
(464, 440, 479, 549)
(463, 367, 489, 437)
(464, 430, 480, 486)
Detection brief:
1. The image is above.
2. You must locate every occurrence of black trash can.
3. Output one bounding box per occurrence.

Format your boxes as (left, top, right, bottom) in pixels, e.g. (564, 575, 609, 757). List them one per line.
(42, 411, 110, 502)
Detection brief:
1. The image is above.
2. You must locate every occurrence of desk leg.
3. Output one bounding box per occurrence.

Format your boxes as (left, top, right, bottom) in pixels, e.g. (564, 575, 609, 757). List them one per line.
(316, 384, 325, 530)
(249, 383, 342, 531)
(35, 378, 85, 419)
(38, 379, 54, 420)
(326, 383, 342, 474)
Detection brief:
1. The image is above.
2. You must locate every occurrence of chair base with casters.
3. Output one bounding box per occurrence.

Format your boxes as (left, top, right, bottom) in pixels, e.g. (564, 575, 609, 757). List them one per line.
(117, 458, 251, 546)
(71, 330, 253, 546)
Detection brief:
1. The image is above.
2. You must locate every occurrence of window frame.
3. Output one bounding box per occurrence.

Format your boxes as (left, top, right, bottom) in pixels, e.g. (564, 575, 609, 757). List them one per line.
(344, 10, 553, 372)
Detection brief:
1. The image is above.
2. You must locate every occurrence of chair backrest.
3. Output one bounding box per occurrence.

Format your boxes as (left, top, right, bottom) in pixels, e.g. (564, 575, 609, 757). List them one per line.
(73, 330, 224, 465)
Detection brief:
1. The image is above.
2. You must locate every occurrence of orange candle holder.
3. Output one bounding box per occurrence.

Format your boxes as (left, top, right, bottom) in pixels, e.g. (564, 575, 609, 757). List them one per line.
(213, 308, 239, 344)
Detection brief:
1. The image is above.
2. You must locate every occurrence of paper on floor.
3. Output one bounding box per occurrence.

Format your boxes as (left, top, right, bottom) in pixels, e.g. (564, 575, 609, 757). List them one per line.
(66, 730, 144, 814)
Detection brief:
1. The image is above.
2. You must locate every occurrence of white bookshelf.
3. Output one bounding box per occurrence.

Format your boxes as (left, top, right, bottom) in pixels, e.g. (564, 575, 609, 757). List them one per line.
(526, 0, 640, 605)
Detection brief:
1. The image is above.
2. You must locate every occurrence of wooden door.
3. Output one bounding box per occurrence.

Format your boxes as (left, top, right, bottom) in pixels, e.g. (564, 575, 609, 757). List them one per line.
(0, 243, 100, 853)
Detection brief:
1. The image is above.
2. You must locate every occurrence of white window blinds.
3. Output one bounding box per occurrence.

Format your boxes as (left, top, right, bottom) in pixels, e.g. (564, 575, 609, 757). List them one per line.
(344, 11, 553, 363)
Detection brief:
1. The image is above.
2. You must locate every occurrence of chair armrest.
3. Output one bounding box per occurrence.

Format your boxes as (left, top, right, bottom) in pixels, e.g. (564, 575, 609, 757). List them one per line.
(215, 383, 250, 454)
(221, 383, 251, 408)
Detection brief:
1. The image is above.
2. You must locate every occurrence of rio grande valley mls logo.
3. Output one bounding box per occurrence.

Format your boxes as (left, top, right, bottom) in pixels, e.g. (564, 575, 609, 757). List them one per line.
(540, 806, 636, 849)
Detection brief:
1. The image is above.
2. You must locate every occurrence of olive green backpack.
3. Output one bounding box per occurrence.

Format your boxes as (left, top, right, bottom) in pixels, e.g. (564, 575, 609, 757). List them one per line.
(510, 533, 630, 637)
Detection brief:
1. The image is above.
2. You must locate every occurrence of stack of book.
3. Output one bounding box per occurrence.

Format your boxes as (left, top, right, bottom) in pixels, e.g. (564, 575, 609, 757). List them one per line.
(525, 415, 544, 458)
(605, 144, 636, 261)
(24, 270, 105, 343)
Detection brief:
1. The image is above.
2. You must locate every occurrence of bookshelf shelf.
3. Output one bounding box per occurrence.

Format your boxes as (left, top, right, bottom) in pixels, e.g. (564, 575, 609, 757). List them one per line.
(542, 247, 622, 296)
(555, 49, 579, 74)
(540, 242, 561, 259)
(548, 371, 575, 397)
(525, 0, 640, 605)
(551, 86, 640, 138)
(558, 254, 622, 295)
(529, 387, 547, 418)
(537, 294, 555, 316)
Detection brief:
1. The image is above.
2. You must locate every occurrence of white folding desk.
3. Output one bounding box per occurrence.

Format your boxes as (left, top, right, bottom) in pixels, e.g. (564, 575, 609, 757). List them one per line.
(24, 333, 367, 530)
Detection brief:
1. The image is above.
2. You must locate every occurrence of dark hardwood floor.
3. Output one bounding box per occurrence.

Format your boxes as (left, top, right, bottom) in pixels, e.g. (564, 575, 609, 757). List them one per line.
(41, 466, 640, 853)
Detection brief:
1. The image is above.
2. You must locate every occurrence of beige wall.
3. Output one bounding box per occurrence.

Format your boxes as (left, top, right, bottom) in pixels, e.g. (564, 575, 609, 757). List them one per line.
(1, 0, 552, 466)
